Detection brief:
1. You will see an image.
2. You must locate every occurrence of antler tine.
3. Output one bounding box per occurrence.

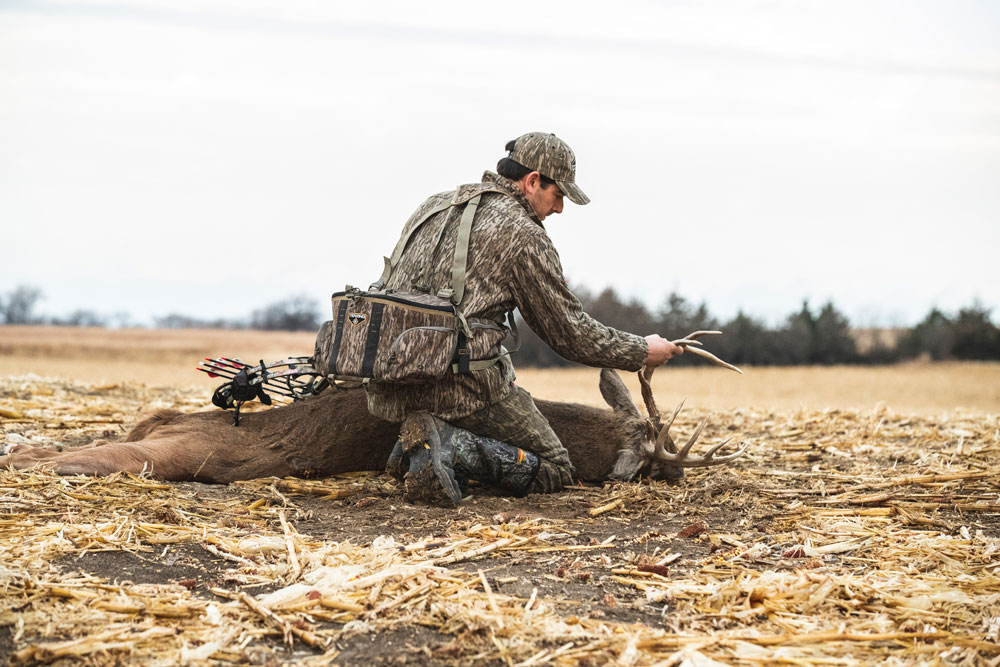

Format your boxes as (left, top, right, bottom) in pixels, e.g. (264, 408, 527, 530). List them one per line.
(664, 398, 685, 433)
(637, 366, 660, 425)
(681, 330, 722, 340)
(652, 418, 749, 468)
(653, 397, 687, 456)
(684, 346, 744, 374)
(658, 396, 687, 440)
(667, 330, 743, 374)
(677, 418, 708, 458)
(700, 438, 749, 463)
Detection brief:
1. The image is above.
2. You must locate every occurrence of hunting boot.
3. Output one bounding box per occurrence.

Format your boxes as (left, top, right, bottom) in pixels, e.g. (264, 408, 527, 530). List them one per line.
(398, 412, 541, 507)
(384, 441, 407, 482)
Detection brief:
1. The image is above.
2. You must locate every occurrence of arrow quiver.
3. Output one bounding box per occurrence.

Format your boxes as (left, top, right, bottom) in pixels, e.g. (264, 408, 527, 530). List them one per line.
(315, 189, 517, 384)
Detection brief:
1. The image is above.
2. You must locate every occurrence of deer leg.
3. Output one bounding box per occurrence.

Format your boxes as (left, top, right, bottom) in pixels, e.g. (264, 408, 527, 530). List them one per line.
(2, 436, 242, 482)
(1, 440, 183, 479)
(1, 444, 63, 468)
(1, 435, 147, 473)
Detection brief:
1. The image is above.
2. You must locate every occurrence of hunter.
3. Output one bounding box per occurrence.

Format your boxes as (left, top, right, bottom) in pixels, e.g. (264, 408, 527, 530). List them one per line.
(370, 132, 683, 505)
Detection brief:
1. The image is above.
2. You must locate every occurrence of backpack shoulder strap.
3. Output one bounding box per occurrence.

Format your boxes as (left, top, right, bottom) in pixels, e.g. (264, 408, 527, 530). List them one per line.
(435, 193, 480, 307)
(370, 194, 455, 291)
(373, 184, 510, 306)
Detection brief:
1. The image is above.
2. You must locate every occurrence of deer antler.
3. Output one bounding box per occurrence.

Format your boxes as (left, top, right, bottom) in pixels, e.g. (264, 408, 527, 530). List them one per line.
(638, 366, 660, 426)
(637, 364, 748, 468)
(670, 330, 743, 374)
(649, 413, 748, 467)
(638, 329, 741, 424)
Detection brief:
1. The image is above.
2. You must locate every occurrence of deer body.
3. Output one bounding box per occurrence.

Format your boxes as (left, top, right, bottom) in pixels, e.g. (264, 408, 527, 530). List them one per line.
(2, 370, 677, 483)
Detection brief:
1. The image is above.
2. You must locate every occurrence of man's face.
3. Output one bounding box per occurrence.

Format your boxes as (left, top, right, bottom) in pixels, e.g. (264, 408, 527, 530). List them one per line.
(523, 174, 565, 221)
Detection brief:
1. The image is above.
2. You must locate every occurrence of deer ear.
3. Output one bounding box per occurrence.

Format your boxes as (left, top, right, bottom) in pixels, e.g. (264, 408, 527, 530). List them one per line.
(610, 448, 644, 481)
(599, 369, 641, 417)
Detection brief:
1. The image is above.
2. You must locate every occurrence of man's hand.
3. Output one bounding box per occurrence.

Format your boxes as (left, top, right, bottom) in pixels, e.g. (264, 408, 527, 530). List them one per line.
(644, 334, 684, 368)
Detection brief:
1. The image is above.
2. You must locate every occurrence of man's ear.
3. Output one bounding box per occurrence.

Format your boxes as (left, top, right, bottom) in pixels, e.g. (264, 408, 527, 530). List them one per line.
(522, 171, 541, 195)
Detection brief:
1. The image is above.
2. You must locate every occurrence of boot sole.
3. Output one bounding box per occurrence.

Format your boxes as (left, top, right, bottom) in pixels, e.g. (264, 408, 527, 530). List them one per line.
(400, 413, 462, 507)
(384, 441, 407, 483)
(404, 454, 455, 507)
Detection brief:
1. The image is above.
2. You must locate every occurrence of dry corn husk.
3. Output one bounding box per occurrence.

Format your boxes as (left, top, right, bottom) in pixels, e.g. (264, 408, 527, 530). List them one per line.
(1, 374, 999, 665)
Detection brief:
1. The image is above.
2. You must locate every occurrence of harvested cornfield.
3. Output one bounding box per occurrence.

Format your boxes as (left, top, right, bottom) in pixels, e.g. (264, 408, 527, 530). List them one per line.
(1, 372, 998, 665)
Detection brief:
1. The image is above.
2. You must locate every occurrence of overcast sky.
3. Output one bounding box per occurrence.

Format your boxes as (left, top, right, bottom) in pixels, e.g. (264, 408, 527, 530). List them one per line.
(2, 0, 999, 328)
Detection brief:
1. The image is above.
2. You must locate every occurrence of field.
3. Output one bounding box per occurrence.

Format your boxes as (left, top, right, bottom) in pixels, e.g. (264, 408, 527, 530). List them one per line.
(1, 327, 999, 665)
(3, 325, 999, 414)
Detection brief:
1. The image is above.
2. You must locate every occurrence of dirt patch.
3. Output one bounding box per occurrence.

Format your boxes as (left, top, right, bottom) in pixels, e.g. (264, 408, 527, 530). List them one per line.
(332, 625, 468, 666)
(0, 627, 12, 666)
(61, 544, 228, 594)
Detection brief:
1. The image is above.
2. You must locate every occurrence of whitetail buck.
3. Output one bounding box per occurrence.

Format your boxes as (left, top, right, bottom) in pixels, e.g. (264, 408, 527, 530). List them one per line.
(0, 366, 745, 485)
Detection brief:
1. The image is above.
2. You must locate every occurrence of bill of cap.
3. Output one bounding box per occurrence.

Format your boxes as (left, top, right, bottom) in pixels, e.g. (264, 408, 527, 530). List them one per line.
(557, 179, 590, 206)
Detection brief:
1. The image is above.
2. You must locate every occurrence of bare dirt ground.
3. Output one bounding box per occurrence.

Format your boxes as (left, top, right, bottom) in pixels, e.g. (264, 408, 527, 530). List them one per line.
(1, 328, 999, 665)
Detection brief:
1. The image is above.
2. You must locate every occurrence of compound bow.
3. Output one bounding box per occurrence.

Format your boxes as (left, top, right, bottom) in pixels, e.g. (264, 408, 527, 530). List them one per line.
(198, 357, 328, 426)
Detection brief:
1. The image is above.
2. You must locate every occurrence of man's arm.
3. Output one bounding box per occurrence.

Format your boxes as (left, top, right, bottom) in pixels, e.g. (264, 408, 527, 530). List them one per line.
(509, 230, 681, 370)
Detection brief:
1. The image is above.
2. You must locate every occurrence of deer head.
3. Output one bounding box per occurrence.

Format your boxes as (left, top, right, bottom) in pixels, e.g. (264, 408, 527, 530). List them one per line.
(599, 366, 747, 482)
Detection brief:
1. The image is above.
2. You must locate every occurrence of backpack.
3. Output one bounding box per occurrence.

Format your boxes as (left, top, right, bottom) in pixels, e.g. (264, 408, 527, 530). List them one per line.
(314, 191, 516, 383)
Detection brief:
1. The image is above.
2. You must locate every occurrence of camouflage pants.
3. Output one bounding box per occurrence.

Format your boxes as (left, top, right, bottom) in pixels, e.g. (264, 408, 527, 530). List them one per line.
(450, 385, 574, 494)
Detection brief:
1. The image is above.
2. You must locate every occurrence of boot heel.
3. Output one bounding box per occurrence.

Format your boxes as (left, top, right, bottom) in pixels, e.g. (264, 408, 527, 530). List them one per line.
(400, 413, 463, 507)
(384, 440, 407, 482)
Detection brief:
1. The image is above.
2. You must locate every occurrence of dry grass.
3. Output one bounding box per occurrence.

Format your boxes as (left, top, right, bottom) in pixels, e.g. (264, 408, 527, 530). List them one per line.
(1, 374, 998, 665)
(519, 363, 1000, 414)
(0, 326, 315, 389)
(3, 326, 999, 415)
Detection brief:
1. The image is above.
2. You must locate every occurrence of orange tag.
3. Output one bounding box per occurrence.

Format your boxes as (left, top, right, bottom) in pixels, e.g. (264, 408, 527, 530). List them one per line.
(516, 449, 526, 464)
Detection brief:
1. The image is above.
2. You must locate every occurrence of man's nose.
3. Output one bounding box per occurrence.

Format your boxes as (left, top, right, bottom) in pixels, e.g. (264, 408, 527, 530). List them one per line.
(554, 199, 564, 214)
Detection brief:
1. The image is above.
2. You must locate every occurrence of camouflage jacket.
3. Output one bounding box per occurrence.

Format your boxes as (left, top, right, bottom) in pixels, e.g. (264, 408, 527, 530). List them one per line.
(365, 172, 648, 422)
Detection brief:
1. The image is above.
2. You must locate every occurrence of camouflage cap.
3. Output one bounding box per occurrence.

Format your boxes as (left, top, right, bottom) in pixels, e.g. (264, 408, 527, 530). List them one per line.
(508, 132, 590, 206)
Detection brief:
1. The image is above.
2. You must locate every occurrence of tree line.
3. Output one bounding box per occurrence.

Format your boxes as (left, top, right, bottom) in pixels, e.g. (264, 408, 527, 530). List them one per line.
(0, 285, 320, 332)
(2, 284, 998, 364)
(515, 287, 1000, 366)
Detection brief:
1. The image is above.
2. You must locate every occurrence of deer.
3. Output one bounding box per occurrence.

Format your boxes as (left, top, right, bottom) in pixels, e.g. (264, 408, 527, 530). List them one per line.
(0, 334, 746, 487)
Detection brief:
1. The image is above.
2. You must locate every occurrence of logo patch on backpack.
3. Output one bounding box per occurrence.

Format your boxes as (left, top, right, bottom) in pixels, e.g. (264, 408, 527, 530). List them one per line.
(348, 312, 367, 326)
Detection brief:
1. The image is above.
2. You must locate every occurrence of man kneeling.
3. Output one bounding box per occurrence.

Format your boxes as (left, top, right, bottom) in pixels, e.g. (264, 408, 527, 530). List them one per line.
(368, 132, 682, 505)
